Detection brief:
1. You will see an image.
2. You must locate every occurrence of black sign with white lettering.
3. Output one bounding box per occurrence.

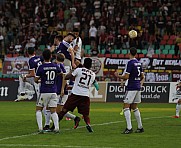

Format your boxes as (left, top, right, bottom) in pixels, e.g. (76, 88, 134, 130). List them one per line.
(106, 82, 170, 103)
(145, 72, 170, 82)
(104, 57, 181, 70)
(172, 72, 181, 82)
(0, 80, 19, 101)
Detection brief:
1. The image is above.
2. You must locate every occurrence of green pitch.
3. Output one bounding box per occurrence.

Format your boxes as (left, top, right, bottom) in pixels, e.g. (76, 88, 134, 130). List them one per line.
(0, 102, 181, 148)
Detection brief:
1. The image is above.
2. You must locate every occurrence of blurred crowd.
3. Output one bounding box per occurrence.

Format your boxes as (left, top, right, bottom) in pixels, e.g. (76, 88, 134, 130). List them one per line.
(0, 0, 180, 57)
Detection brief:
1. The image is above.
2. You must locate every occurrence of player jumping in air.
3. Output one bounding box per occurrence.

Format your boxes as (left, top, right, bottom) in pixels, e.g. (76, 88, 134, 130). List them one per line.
(15, 47, 43, 102)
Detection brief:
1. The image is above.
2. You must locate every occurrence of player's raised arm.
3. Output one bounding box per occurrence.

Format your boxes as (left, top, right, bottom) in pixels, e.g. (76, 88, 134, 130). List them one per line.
(68, 47, 76, 68)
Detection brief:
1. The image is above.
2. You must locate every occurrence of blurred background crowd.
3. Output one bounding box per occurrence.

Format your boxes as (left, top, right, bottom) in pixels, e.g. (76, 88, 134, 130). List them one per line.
(0, 0, 180, 80)
(0, 0, 180, 56)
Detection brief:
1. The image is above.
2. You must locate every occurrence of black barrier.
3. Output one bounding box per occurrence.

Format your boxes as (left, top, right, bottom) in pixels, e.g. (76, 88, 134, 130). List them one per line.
(0, 80, 19, 101)
(0, 80, 37, 101)
(106, 82, 170, 103)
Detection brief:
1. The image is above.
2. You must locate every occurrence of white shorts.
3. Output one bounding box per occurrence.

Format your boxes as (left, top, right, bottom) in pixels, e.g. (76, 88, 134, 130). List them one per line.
(57, 95, 68, 106)
(26, 77, 34, 85)
(123, 91, 141, 104)
(37, 93, 58, 108)
(64, 59, 72, 73)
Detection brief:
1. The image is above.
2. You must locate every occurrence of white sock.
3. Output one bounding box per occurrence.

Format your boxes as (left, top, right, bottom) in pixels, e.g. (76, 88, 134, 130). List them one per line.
(45, 110, 51, 126)
(64, 112, 76, 119)
(19, 76, 25, 93)
(124, 108, 132, 130)
(36, 110, 43, 130)
(133, 108, 143, 129)
(176, 104, 181, 117)
(51, 112, 59, 131)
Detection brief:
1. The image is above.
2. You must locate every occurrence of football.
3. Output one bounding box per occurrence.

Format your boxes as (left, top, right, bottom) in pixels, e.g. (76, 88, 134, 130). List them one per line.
(128, 30, 137, 38)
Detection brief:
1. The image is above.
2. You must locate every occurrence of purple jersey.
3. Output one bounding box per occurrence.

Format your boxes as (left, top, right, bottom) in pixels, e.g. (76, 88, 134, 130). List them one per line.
(125, 58, 143, 91)
(56, 63, 68, 95)
(28, 56, 43, 71)
(56, 40, 72, 61)
(36, 62, 61, 93)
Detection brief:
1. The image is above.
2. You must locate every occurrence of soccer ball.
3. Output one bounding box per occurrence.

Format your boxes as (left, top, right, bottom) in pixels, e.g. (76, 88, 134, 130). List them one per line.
(128, 30, 137, 38)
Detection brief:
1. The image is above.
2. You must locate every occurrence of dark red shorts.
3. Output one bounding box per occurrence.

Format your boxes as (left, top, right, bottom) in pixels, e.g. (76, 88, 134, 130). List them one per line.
(63, 93, 90, 115)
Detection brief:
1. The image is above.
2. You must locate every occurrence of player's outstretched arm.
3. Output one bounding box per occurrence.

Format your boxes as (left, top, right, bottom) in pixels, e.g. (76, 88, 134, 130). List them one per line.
(34, 76, 40, 84)
(93, 80, 99, 91)
(65, 70, 74, 80)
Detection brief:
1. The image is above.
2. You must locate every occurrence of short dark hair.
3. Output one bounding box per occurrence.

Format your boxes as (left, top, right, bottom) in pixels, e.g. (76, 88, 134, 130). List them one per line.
(84, 58, 92, 69)
(66, 32, 76, 39)
(55, 35, 63, 41)
(27, 47, 35, 55)
(43, 49, 51, 60)
(129, 47, 137, 56)
(56, 53, 65, 62)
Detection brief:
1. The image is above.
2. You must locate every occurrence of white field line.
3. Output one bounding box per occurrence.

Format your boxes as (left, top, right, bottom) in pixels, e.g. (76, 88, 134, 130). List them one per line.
(0, 115, 171, 146)
(0, 144, 113, 148)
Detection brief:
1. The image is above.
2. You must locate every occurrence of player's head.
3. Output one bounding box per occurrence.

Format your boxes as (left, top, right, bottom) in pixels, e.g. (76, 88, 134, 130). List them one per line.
(84, 58, 92, 69)
(56, 53, 65, 63)
(43, 49, 51, 61)
(27, 47, 35, 56)
(66, 32, 76, 43)
(54, 35, 63, 45)
(129, 47, 137, 57)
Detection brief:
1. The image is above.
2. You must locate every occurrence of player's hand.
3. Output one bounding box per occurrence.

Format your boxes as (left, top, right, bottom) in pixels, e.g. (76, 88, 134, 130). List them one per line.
(114, 71, 119, 77)
(60, 90, 64, 97)
(72, 63, 76, 69)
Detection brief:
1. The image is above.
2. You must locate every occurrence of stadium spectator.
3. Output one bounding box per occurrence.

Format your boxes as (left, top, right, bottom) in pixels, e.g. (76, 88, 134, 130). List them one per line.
(89, 23, 97, 48)
(174, 33, 181, 56)
(91, 46, 99, 57)
(0, 32, 4, 55)
(99, 31, 107, 51)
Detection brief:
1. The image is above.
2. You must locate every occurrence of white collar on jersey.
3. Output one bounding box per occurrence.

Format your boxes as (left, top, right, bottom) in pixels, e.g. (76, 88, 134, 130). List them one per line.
(29, 55, 35, 58)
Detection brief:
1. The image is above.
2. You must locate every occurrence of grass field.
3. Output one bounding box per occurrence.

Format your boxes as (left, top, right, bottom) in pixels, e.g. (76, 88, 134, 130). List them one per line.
(0, 101, 181, 148)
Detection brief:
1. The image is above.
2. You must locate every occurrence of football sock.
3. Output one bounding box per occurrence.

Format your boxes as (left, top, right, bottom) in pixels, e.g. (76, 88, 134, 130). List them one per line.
(83, 115, 90, 125)
(133, 108, 143, 129)
(19, 76, 25, 94)
(36, 110, 43, 130)
(176, 104, 181, 117)
(64, 112, 76, 119)
(42, 107, 46, 116)
(51, 112, 59, 131)
(124, 108, 132, 130)
(45, 110, 51, 126)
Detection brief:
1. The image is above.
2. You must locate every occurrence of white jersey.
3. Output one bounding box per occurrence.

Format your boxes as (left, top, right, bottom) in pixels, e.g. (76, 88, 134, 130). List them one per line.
(71, 67, 96, 97)
(72, 37, 82, 60)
